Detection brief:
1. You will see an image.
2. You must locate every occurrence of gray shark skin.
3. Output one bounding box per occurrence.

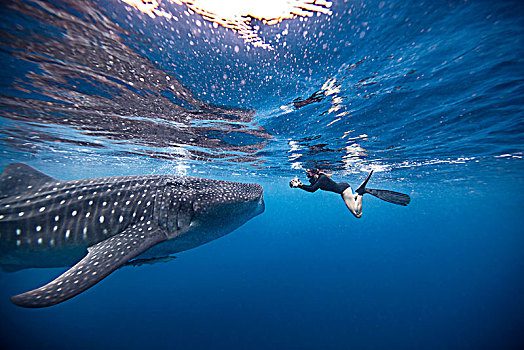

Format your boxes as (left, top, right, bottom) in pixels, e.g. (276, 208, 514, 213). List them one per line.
(0, 163, 264, 308)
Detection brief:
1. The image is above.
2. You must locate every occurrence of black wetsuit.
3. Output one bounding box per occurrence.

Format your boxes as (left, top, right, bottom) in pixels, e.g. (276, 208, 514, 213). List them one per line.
(298, 174, 350, 194)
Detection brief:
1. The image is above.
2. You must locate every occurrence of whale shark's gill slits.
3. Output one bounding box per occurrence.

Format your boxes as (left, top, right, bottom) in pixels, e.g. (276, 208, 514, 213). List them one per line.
(176, 196, 195, 231)
(151, 185, 165, 232)
(157, 180, 195, 236)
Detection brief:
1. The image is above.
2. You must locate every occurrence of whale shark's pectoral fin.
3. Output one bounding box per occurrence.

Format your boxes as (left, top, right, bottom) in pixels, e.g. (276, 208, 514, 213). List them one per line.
(10, 225, 167, 308)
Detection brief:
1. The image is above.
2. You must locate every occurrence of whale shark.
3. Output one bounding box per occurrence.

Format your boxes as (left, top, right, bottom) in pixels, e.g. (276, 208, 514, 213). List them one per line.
(0, 163, 264, 308)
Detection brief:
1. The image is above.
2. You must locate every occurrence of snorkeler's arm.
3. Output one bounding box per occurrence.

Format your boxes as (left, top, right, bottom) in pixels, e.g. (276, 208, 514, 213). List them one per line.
(297, 178, 322, 192)
(290, 177, 318, 191)
(297, 183, 320, 192)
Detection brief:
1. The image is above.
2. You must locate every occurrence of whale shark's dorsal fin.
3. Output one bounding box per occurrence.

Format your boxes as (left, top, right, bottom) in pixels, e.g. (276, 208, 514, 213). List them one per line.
(10, 223, 167, 308)
(0, 163, 60, 198)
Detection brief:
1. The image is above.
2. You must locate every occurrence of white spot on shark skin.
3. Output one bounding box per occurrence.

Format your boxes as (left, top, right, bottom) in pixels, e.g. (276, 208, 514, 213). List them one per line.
(83, 227, 88, 238)
(99, 216, 105, 223)
(15, 229, 21, 236)
(36, 226, 42, 232)
(119, 216, 123, 223)
(78, 195, 84, 200)
(39, 207, 46, 212)
(102, 201, 107, 206)
(86, 212, 91, 218)
(50, 239, 55, 246)
(72, 210, 77, 216)
(60, 200, 66, 205)
(53, 226, 58, 232)
(0, 215, 4, 219)
(65, 230, 71, 239)
(126, 201, 131, 205)
(37, 238, 43, 244)
(18, 212, 24, 217)
(89, 200, 93, 206)
(27, 185, 33, 189)
(16, 240, 21, 246)
(55, 215, 60, 222)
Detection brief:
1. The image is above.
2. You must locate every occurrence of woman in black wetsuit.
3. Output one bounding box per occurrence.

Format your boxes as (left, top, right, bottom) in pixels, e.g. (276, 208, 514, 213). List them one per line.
(289, 169, 410, 218)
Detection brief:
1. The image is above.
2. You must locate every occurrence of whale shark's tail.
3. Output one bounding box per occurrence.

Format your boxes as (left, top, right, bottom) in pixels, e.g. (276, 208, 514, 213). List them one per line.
(355, 170, 411, 206)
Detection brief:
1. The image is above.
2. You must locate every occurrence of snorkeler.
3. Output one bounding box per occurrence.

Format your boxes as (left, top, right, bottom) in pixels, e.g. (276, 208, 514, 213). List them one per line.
(289, 169, 410, 218)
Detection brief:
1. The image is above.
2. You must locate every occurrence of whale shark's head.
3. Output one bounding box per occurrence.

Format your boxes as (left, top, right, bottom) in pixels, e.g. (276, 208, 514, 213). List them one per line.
(163, 178, 264, 244)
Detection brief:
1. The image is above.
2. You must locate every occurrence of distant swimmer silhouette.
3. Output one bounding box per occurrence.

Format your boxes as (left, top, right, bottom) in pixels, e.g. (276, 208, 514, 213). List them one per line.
(289, 169, 410, 218)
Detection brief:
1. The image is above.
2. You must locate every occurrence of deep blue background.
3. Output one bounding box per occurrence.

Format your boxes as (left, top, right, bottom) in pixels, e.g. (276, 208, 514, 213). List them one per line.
(1, 173, 523, 349)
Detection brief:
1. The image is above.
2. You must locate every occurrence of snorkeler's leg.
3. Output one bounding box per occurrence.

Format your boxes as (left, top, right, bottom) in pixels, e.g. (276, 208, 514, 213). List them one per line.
(341, 187, 363, 218)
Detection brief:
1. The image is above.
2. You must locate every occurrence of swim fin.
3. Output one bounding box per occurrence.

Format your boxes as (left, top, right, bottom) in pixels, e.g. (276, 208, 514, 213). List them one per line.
(365, 188, 411, 206)
(355, 170, 411, 206)
(355, 170, 374, 195)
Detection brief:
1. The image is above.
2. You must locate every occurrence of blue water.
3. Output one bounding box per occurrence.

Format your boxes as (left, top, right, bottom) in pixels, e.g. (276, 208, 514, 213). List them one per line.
(1, 0, 523, 349)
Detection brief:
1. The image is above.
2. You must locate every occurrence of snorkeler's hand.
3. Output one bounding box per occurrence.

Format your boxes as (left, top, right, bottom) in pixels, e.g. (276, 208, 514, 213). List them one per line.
(289, 177, 303, 188)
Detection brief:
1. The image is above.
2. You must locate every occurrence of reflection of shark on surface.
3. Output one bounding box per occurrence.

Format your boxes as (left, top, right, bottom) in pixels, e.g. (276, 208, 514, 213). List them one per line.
(0, 163, 264, 308)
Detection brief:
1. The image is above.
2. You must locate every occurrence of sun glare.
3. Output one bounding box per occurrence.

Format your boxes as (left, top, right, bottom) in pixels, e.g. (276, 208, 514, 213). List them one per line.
(121, 0, 333, 49)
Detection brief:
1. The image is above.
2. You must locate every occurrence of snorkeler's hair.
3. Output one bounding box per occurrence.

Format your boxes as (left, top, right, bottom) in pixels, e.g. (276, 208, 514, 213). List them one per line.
(306, 168, 332, 178)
